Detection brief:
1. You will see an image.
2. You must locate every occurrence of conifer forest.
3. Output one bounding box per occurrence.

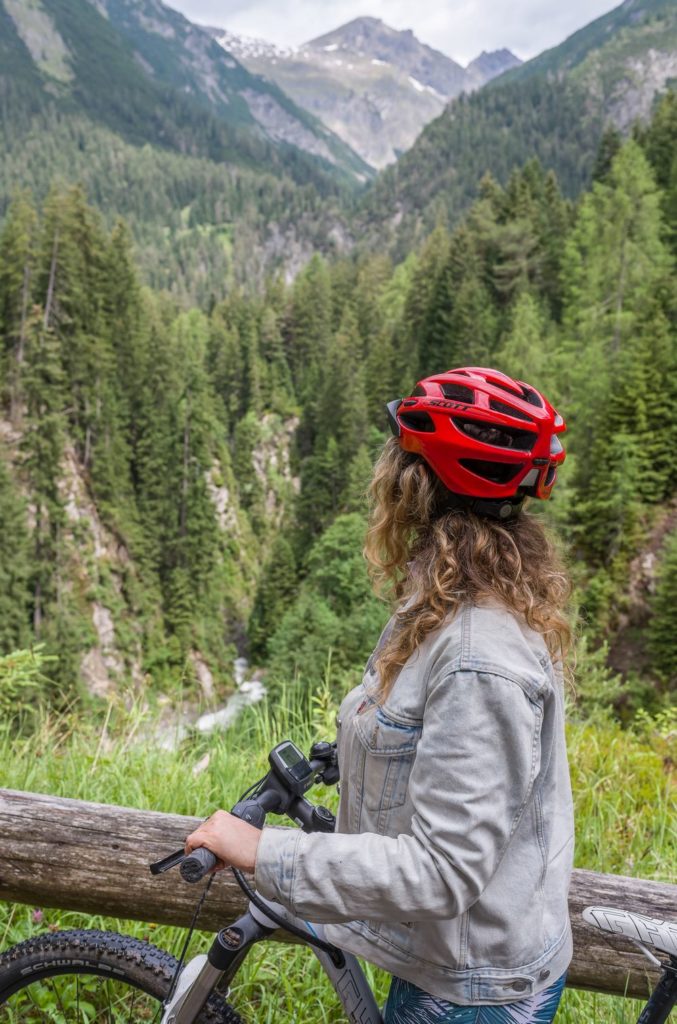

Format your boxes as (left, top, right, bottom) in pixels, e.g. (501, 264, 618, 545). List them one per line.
(2, 94, 677, 713)
(0, 0, 676, 1018)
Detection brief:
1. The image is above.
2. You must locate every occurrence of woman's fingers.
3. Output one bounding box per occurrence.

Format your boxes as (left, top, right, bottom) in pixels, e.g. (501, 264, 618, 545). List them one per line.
(183, 810, 261, 873)
(184, 823, 227, 870)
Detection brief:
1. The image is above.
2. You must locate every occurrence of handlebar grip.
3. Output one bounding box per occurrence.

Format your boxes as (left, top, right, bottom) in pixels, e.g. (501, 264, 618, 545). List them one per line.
(180, 847, 218, 883)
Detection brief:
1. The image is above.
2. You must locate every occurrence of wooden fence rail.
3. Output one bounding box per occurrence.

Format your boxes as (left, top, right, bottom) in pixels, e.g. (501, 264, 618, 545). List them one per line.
(0, 789, 674, 1000)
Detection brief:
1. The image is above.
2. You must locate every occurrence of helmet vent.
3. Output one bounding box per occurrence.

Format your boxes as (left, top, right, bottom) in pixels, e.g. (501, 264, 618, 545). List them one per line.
(522, 387, 543, 407)
(490, 399, 533, 423)
(412, 384, 427, 397)
(399, 410, 436, 432)
(460, 459, 525, 484)
(490, 380, 522, 397)
(440, 383, 474, 403)
(452, 417, 536, 451)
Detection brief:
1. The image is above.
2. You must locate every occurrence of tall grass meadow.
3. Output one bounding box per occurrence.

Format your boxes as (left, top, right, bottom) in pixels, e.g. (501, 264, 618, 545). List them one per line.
(0, 684, 674, 1023)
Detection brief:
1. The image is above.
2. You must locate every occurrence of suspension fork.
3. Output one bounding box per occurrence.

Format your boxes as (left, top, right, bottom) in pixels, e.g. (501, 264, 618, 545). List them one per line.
(162, 910, 275, 1024)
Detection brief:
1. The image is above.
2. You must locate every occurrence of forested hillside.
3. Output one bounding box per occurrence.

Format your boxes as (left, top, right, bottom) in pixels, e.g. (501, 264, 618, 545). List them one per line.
(2, 0, 675, 303)
(0, 0, 365, 304)
(1, 90, 676, 714)
(361, 0, 677, 255)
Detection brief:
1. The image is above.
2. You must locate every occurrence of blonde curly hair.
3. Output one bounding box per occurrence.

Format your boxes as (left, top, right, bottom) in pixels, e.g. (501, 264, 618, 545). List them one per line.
(363, 439, 573, 697)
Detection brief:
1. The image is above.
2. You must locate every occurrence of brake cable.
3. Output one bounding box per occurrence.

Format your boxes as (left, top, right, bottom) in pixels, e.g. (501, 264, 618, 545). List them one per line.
(163, 773, 271, 1004)
(161, 758, 345, 1004)
(230, 867, 345, 967)
(165, 873, 215, 1005)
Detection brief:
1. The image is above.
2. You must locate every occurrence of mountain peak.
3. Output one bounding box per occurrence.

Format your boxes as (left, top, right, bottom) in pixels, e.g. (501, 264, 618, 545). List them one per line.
(306, 16, 386, 48)
(466, 48, 523, 82)
(221, 16, 531, 170)
(304, 17, 466, 91)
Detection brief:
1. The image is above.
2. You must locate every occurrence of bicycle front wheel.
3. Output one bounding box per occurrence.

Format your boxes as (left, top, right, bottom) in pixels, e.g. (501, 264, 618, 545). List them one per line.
(0, 929, 242, 1023)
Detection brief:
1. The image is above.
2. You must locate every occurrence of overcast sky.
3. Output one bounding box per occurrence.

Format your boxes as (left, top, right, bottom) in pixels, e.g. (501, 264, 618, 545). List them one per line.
(167, 0, 622, 65)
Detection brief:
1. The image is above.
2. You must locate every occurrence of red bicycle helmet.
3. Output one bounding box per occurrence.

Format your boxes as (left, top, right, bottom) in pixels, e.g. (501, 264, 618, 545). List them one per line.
(386, 367, 566, 519)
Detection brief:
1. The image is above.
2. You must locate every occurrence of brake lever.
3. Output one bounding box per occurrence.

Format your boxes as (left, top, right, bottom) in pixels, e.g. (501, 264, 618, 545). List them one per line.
(149, 848, 188, 875)
(149, 794, 273, 876)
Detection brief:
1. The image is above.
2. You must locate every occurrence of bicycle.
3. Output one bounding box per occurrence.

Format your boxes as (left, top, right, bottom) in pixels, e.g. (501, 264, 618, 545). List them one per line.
(0, 738, 675, 1022)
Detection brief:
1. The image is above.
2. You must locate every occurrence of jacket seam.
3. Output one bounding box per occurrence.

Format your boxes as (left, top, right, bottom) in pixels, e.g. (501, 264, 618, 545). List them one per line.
(547, 833, 575, 863)
(439, 666, 548, 705)
(461, 603, 472, 665)
(355, 714, 421, 753)
(534, 790, 548, 895)
(357, 916, 570, 974)
(459, 909, 470, 969)
(287, 832, 301, 916)
(372, 705, 424, 726)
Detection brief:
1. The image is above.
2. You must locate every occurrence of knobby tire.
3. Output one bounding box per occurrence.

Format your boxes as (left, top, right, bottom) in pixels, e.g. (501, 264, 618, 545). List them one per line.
(0, 929, 243, 1023)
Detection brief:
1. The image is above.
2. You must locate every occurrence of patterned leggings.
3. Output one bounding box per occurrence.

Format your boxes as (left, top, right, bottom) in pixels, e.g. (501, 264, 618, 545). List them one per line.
(383, 971, 567, 1023)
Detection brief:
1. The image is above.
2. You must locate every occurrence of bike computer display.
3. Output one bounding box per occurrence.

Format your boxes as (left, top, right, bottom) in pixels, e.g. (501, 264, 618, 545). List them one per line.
(269, 740, 314, 796)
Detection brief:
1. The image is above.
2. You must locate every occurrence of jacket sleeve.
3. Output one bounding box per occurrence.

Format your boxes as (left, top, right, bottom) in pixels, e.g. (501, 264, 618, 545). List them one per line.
(254, 669, 543, 924)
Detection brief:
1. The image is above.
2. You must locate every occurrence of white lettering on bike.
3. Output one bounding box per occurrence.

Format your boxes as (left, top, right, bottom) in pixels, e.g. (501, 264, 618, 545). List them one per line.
(20, 960, 125, 976)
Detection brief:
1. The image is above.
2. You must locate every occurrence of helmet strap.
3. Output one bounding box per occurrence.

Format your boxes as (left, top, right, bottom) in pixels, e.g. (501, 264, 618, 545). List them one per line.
(439, 491, 525, 522)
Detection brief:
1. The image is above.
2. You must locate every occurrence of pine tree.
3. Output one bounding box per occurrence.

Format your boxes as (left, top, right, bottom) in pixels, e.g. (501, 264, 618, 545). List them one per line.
(248, 534, 297, 660)
(560, 140, 672, 477)
(316, 308, 368, 465)
(342, 444, 374, 515)
(258, 305, 295, 415)
(638, 90, 677, 253)
(401, 225, 450, 378)
(37, 188, 112, 474)
(364, 325, 398, 426)
(648, 528, 677, 683)
(571, 433, 643, 566)
(235, 300, 263, 416)
(21, 307, 65, 637)
(354, 254, 393, 342)
(592, 126, 622, 184)
(0, 454, 31, 652)
(169, 310, 221, 598)
(496, 291, 553, 392)
(286, 255, 332, 399)
(295, 436, 343, 551)
(0, 191, 37, 424)
(208, 303, 246, 430)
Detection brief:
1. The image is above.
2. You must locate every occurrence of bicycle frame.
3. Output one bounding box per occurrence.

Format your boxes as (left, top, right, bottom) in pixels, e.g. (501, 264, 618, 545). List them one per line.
(161, 892, 384, 1024)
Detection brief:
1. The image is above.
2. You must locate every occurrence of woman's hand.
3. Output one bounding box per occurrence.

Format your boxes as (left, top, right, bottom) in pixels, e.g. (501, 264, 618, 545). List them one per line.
(185, 810, 261, 874)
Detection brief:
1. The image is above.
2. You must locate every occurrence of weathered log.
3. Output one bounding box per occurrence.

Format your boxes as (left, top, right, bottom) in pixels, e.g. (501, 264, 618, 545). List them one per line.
(0, 789, 674, 1000)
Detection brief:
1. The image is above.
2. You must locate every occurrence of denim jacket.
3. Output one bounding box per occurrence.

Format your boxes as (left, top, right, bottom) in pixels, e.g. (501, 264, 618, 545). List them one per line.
(254, 600, 575, 1005)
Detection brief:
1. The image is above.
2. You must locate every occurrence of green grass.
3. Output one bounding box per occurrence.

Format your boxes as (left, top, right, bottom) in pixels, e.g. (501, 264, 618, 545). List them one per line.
(0, 690, 674, 1022)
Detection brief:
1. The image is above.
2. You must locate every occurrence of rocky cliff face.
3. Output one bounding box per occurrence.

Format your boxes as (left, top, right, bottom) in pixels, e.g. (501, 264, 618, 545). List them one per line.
(213, 18, 521, 169)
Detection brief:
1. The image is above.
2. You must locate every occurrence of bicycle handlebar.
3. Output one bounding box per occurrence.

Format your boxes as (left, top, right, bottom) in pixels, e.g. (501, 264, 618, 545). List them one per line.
(180, 846, 218, 882)
(150, 740, 339, 884)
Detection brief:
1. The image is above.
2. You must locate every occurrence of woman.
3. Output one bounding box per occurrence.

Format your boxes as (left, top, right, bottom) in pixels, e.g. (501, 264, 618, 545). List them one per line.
(187, 366, 575, 1023)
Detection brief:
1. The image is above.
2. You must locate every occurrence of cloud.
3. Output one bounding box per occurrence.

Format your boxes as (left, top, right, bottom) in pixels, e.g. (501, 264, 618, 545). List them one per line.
(170, 0, 621, 65)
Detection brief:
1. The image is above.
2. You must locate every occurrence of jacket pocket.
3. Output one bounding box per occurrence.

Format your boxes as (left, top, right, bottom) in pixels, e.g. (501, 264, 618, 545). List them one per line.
(354, 705, 421, 817)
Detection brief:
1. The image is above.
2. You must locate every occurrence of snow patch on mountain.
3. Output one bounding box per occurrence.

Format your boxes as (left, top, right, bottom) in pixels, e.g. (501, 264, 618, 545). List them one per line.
(213, 17, 522, 169)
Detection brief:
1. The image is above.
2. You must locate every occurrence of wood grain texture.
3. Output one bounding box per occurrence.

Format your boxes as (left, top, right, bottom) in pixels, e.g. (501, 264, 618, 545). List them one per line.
(1, 789, 674, 998)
